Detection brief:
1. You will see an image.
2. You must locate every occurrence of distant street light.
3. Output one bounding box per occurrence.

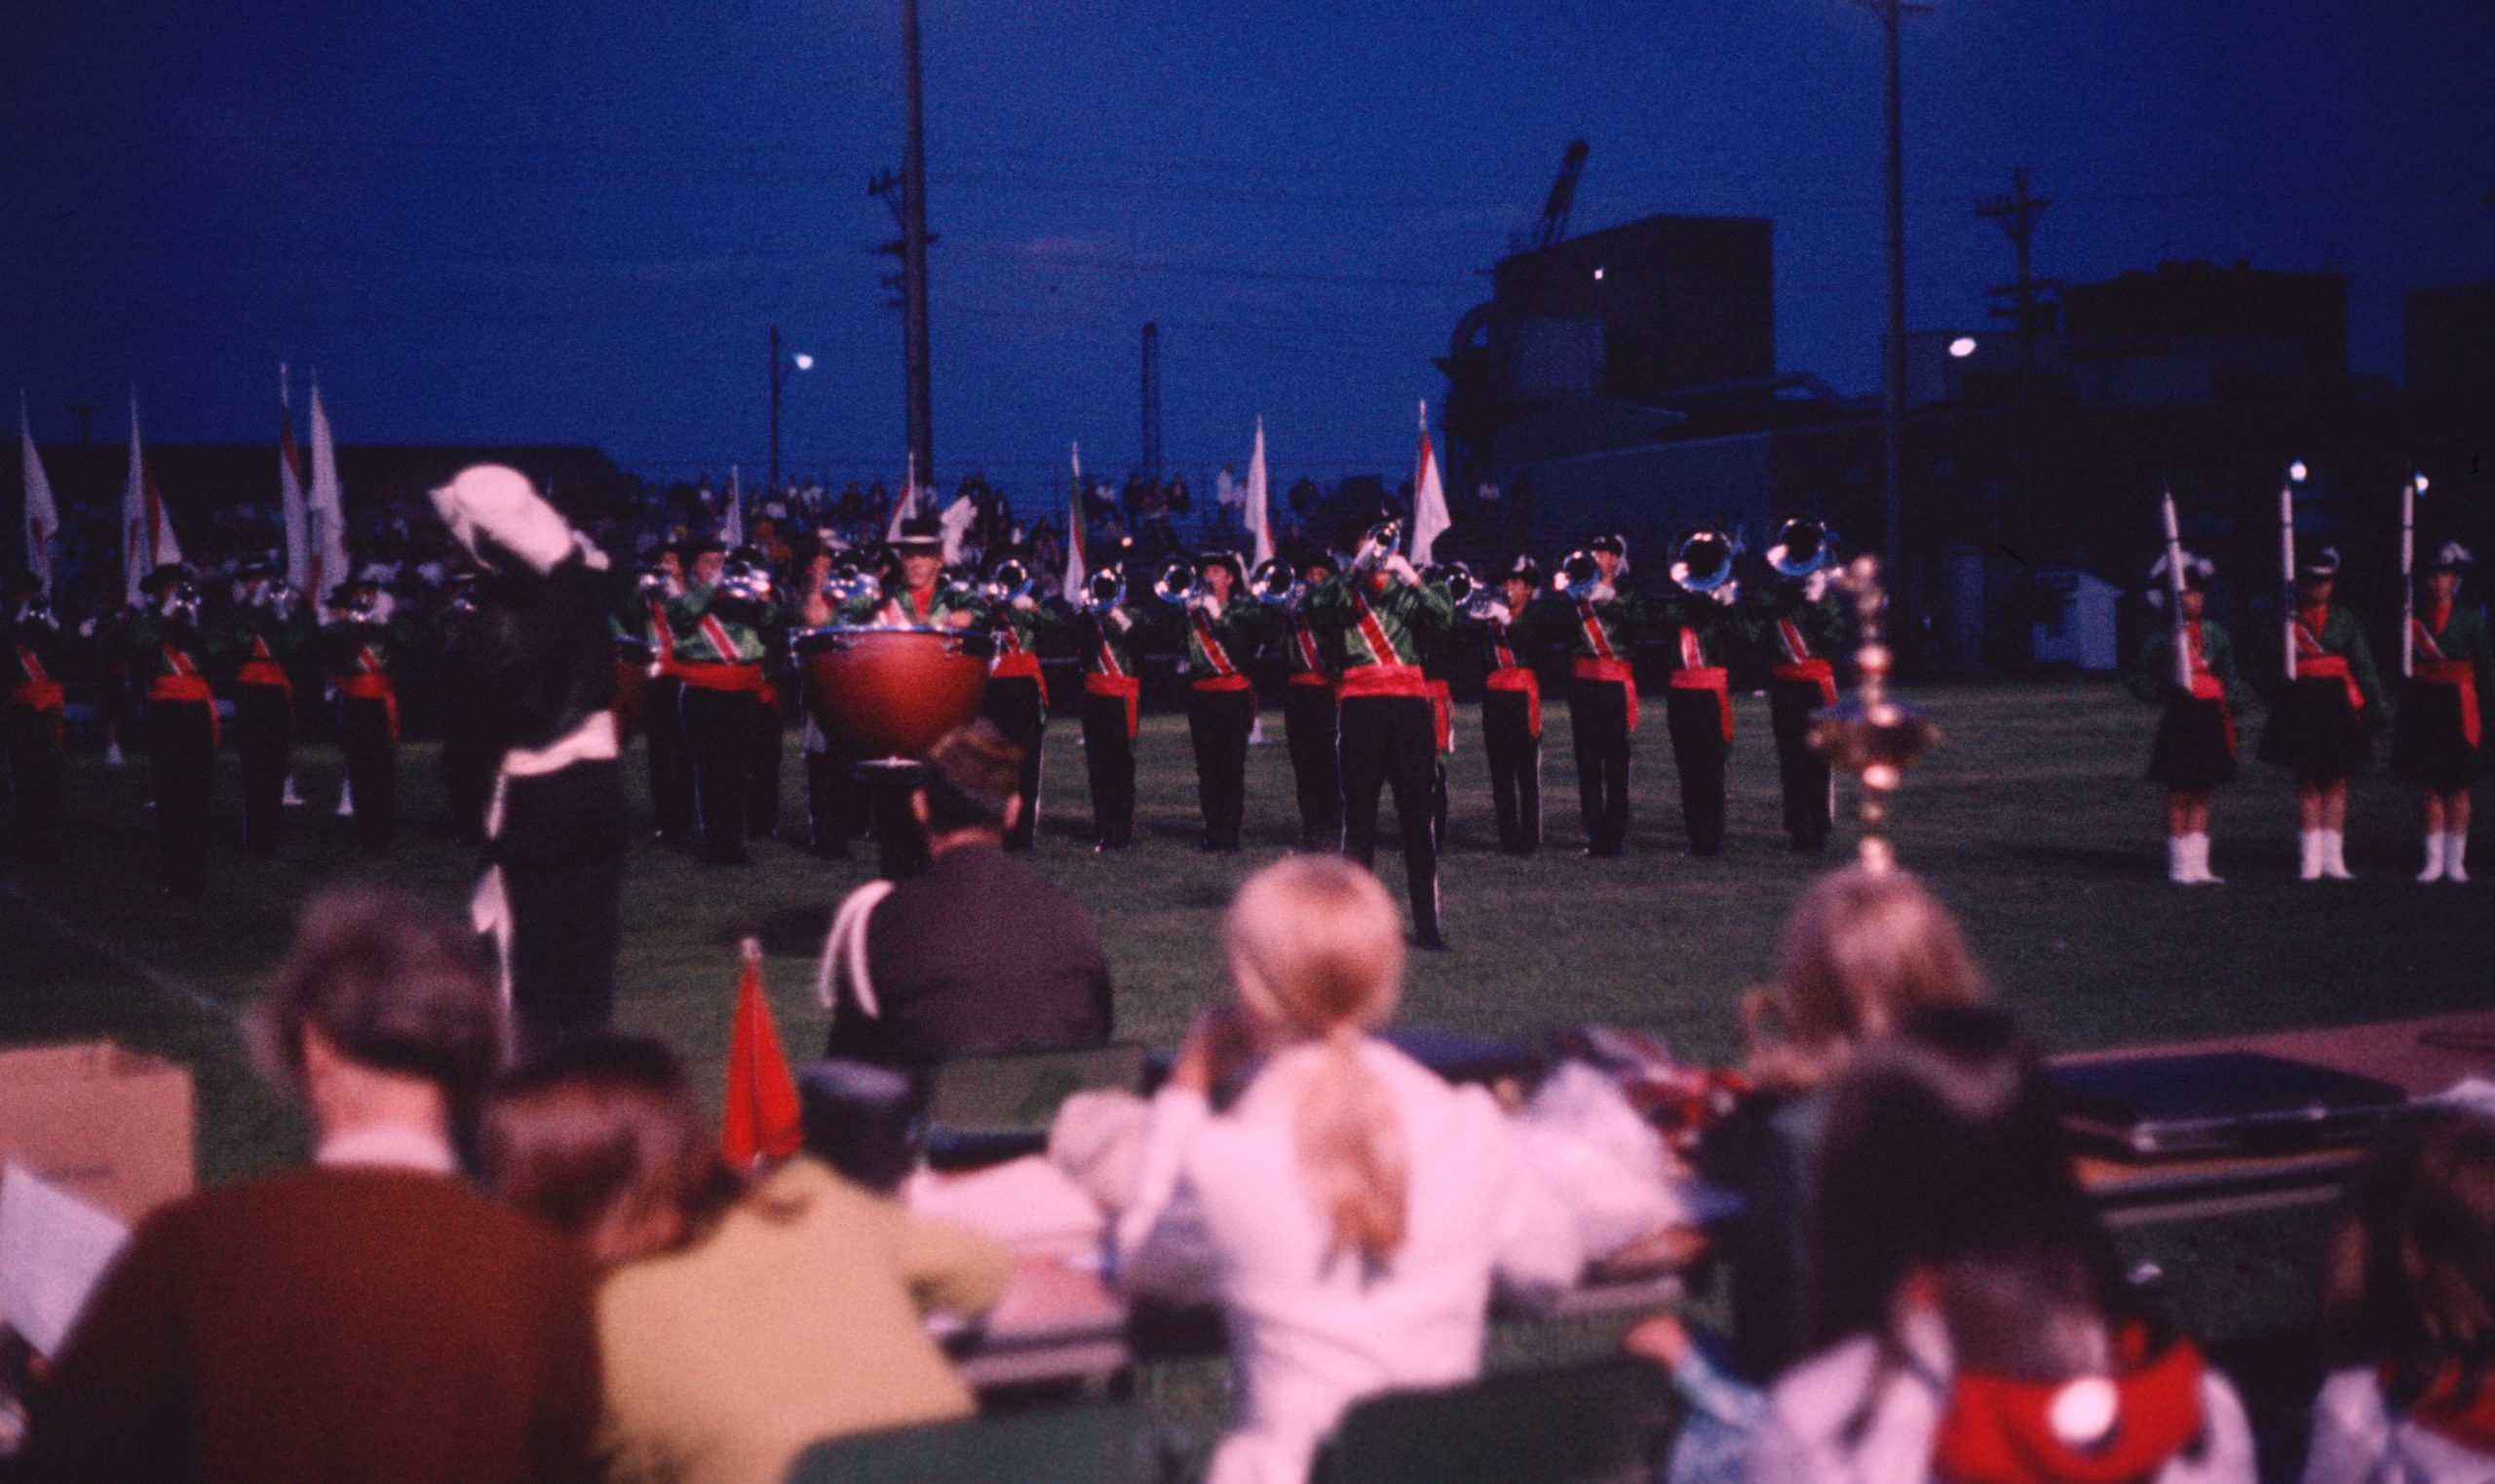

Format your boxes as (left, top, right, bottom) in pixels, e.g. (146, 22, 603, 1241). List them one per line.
(770, 324, 813, 493)
(792, 353, 815, 372)
(2288, 460, 2309, 483)
(1948, 335, 1977, 359)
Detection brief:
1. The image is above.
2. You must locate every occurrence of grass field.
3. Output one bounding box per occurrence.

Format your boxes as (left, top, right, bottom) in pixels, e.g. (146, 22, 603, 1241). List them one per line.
(2, 678, 2487, 1407)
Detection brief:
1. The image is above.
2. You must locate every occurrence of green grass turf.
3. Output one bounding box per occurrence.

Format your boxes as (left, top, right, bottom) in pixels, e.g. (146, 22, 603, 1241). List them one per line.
(1, 678, 2486, 1383)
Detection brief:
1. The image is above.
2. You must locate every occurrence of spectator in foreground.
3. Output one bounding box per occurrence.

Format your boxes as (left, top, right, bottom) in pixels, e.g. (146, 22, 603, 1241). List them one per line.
(819, 721, 1113, 1067)
(1748, 1005, 2254, 1484)
(2305, 1106, 2495, 1484)
(20, 889, 597, 1484)
(1115, 856, 1582, 1484)
(480, 1036, 1011, 1484)
(1718, 864, 1990, 1380)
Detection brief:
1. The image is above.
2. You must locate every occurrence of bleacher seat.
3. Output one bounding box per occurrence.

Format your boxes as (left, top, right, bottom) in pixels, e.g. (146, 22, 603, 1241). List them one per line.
(1310, 1359, 1677, 1484)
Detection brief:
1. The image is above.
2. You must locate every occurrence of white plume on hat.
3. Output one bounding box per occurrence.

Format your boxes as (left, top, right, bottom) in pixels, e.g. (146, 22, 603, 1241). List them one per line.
(2428, 540, 2476, 569)
(2146, 549, 2215, 598)
(430, 464, 579, 574)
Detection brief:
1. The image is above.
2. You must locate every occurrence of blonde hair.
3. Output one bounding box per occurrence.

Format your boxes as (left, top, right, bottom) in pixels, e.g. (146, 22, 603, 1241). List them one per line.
(1226, 856, 1408, 1265)
(1743, 865, 1988, 1092)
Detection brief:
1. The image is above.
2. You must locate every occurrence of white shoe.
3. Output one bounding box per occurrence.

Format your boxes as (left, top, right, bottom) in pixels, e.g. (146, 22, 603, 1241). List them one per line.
(2189, 833, 2224, 884)
(2167, 837, 2192, 884)
(2446, 833, 2471, 885)
(335, 780, 357, 818)
(105, 742, 126, 767)
(2322, 830, 2354, 881)
(282, 775, 306, 808)
(2418, 833, 2448, 884)
(2298, 831, 2323, 881)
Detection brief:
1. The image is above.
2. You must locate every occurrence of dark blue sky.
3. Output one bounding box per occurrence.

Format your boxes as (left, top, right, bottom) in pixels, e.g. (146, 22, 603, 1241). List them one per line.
(7, 0, 2489, 502)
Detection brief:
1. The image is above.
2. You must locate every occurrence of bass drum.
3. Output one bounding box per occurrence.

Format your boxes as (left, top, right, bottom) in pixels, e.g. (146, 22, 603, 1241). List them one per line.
(612, 638, 651, 744)
(796, 626, 995, 760)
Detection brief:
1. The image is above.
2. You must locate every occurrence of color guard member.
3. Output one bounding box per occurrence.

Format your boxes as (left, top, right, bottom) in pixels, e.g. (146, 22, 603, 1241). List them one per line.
(2125, 552, 2241, 884)
(2394, 543, 2487, 883)
(1, 575, 65, 865)
(2257, 548, 2384, 881)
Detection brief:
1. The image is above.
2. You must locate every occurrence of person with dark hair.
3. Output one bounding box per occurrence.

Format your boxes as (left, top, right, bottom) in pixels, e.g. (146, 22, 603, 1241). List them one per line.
(1659, 540, 1753, 858)
(19, 888, 599, 1484)
(1747, 527, 1849, 856)
(1, 574, 66, 864)
(1563, 533, 1653, 857)
(1178, 548, 1273, 853)
(2306, 1105, 2495, 1484)
(1279, 552, 1344, 853)
(124, 564, 230, 894)
(671, 540, 777, 866)
(974, 551, 1062, 853)
(1478, 555, 1550, 855)
(2392, 544, 2486, 884)
(817, 720, 1114, 1067)
(2127, 552, 2242, 885)
(1743, 1005, 2252, 1484)
(432, 465, 630, 1060)
(226, 556, 306, 856)
(2257, 548, 2384, 881)
(320, 576, 414, 852)
(482, 1034, 1010, 1484)
(1075, 565, 1153, 851)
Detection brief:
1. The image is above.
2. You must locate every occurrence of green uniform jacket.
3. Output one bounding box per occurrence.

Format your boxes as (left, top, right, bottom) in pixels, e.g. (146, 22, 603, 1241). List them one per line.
(318, 616, 418, 679)
(1552, 587, 1657, 661)
(1658, 591, 1756, 671)
(2126, 618, 2244, 706)
(2266, 604, 2385, 718)
(121, 615, 235, 684)
(2407, 602, 2493, 675)
(668, 585, 771, 666)
(1177, 596, 1278, 679)
(229, 607, 312, 681)
(1744, 586, 1849, 670)
(836, 582, 987, 630)
(1074, 606, 1153, 679)
(1303, 572, 1454, 668)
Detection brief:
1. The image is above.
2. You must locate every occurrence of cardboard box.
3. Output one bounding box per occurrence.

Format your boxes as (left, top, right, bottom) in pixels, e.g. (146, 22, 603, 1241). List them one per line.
(0, 1044, 194, 1225)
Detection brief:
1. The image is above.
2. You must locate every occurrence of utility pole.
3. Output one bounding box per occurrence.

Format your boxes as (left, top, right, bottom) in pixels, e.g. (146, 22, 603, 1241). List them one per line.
(1858, 0, 1928, 600)
(1139, 323, 1162, 484)
(1977, 168, 2055, 564)
(869, 0, 936, 486)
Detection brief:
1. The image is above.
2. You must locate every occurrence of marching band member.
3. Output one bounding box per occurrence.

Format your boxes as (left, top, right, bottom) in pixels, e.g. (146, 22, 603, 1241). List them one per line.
(2257, 548, 2384, 881)
(979, 552, 1061, 853)
(1561, 533, 1651, 857)
(1750, 521, 1848, 856)
(429, 464, 629, 1057)
(794, 545, 858, 859)
(1179, 550, 1272, 854)
(127, 565, 229, 895)
(636, 541, 696, 847)
(227, 557, 304, 856)
(670, 540, 775, 866)
(1, 574, 65, 865)
(2393, 544, 2487, 883)
(321, 577, 412, 853)
(1478, 556, 1548, 855)
(836, 517, 982, 631)
(1305, 527, 1455, 949)
(439, 566, 500, 845)
(1279, 553, 1344, 853)
(1661, 532, 1750, 858)
(2125, 553, 2242, 885)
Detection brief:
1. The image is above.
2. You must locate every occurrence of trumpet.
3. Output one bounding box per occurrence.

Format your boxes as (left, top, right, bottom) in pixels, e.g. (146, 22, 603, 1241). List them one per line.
(1085, 565, 1127, 614)
(1557, 549, 1603, 597)
(1151, 558, 1197, 605)
(1248, 557, 1299, 606)
(1766, 517, 1830, 579)
(1354, 519, 1401, 570)
(982, 555, 1034, 604)
(1670, 527, 1737, 593)
(819, 563, 879, 612)
(941, 565, 979, 597)
(1424, 562, 1477, 608)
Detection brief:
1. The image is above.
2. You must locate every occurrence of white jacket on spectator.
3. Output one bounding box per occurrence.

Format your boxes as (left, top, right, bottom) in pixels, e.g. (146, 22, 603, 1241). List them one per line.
(1115, 1037, 1583, 1484)
(2302, 1368, 2495, 1484)
(1746, 1309, 2257, 1484)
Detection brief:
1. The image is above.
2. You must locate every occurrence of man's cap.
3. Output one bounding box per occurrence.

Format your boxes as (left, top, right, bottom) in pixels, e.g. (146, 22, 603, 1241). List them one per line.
(2298, 547, 2341, 582)
(1502, 553, 1545, 586)
(2426, 541, 2476, 571)
(892, 515, 944, 551)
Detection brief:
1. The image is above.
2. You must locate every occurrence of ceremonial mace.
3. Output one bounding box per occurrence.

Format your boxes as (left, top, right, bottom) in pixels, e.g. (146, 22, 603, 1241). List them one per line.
(2280, 461, 2307, 685)
(2160, 482, 2191, 692)
(1809, 555, 1938, 875)
(2400, 467, 2427, 680)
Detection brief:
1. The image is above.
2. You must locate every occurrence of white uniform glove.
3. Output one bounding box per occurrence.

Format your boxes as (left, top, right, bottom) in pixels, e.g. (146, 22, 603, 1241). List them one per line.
(1012, 594, 1037, 612)
(1486, 601, 1514, 626)
(1589, 581, 1617, 604)
(1192, 592, 1222, 617)
(1109, 607, 1133, 632)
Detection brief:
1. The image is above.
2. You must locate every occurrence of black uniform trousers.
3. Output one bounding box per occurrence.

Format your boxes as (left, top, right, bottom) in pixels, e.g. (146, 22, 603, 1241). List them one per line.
(805, 744, 861, 857)
(232, 682, 291, 855)
(1569, 676, 1633, 855)
(337, 694, 397, 852)
(980, 673, 1047, 852)
(1481, 689, 1542, 853)
(1283, 681, 1342, 852)
(147, 700, 215, 894)
(497, 758, 629, 1061)
(683, 683, 759, 864)
(1767, 678, 1834, 852)
(440, 692, 498, 847)
(1665, 687, 1728, 856)
(1186, 685, 1255, 850)
(748, 687, 785, 838)
(1338, 693, 1440, 941)
(643, 674, 695, 842)
(1079, 691, 1136, 847)
(2, 704, 62, 864)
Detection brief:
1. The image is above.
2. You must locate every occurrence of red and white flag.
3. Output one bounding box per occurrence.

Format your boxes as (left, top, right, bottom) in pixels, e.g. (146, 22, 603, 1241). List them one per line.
(721, 465, 745, 548)
(886, 450, 922, 544)
(1245, 417, 1274, 568)
(307, 375, 351, 598)
(19, 391, 58, 594)
(720, 938, 803, 1168)
(122, 390, 184, 607)
(279, 365, 312, 591)
(1060, 442, 1088, 604)
(1410, 400, 1450, 568)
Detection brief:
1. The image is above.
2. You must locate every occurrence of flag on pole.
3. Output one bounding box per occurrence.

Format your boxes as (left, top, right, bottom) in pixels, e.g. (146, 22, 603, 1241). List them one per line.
(122, 390, 184, 607)
(886, 451, 922, 544)
(939, 493, 976, 564)
(279, 365, 311, 590)
(1409, 400, 1450, 568)
(720, 938, 803, 1168)
(19, 391, 58, 594)
(721, 465, 745, 547)
(307, 375, 350, 599)
(1245, 417, 1274, 568)
(1061, 442, 1088, 604)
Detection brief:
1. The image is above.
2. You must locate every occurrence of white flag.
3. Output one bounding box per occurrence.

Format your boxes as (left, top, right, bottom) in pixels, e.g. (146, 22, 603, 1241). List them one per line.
(1245, 417, 1274, 568)
(1060, 443, 1088, 604)
(278, 365, 311, 591)
(722, 466, 745, 548)
(939, 493, 976, 564)
(307, 376, 350, 600)
(19, 392, 58, 594)
(122, 390, 183, 608)
(886, 451, 921, 544)
(1410, 400, 1450, 568)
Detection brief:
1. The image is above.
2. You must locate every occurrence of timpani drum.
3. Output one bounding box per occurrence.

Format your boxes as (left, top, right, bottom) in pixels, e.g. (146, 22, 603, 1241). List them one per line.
(795, 626, 994, 760)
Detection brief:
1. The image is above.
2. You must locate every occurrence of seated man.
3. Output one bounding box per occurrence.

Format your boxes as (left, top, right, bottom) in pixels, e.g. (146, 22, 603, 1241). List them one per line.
(821, 721, 1114, 1068)
(20, 888, 599, 1484)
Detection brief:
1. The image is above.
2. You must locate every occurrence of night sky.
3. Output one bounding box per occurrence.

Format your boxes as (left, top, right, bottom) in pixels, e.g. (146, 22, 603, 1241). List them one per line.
(6, 0, 2488, 501)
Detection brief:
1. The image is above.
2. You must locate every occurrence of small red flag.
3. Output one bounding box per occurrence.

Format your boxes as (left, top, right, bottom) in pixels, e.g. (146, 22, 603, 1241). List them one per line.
(720, 937, 803, 1167)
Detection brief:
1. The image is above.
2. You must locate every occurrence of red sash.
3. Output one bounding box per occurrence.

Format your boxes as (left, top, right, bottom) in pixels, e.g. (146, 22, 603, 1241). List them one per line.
(2183, 622, 2238, 758)
(148, 649, 218, 743)
(1337, 663, 1431, 700)
(647, 599, 678, 676)
(990, 625, 1047, 691)
(1571, 656, 1638, 731)
(1190, 610, 1249, 710)
(698, 614, 749, 666)
(1485, 666, 1542, 737)
(1084, 672, 1141, 738)
(1351, 589, 1407, 668)
(1288, 672, 1337, 692)
(2399, 1362, 2495, 1454)
(1772, 616, 1840, 705)
(677, 661, 764, 693)
(2413, 607, 2481, 748)
(336, 670, 401, 742)
(2294, 610, 2365, 714)
(1429, 679, 1452, 754)
(1934, 1328, 2207, 1484)
(1670, 628, 1734, 742)
(1291, 618, 1331, 681)
(10, 645, 62, 715)
(237, 634, 291, 693)
(1088, 616, 1128, 680)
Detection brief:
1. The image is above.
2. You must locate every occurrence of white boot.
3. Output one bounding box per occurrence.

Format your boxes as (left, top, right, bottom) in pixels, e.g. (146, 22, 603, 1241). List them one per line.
(2322, 829, 2354, 880)
(335, 779, 357, 818)
(2189, 833, 2224, 884)
(2298, 830, 2323, 881)
(2417, 832, 2448, 884)
(2167, 836, 2192, 884)
(104, 742, 126, 767)
(2446, 832, 2471, 885)
(282, 773, 305, 808)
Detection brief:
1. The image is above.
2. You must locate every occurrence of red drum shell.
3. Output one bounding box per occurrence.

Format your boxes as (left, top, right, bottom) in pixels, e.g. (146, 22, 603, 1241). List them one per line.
(796, 626, 994, 760)
(612, 639, 651, 744)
